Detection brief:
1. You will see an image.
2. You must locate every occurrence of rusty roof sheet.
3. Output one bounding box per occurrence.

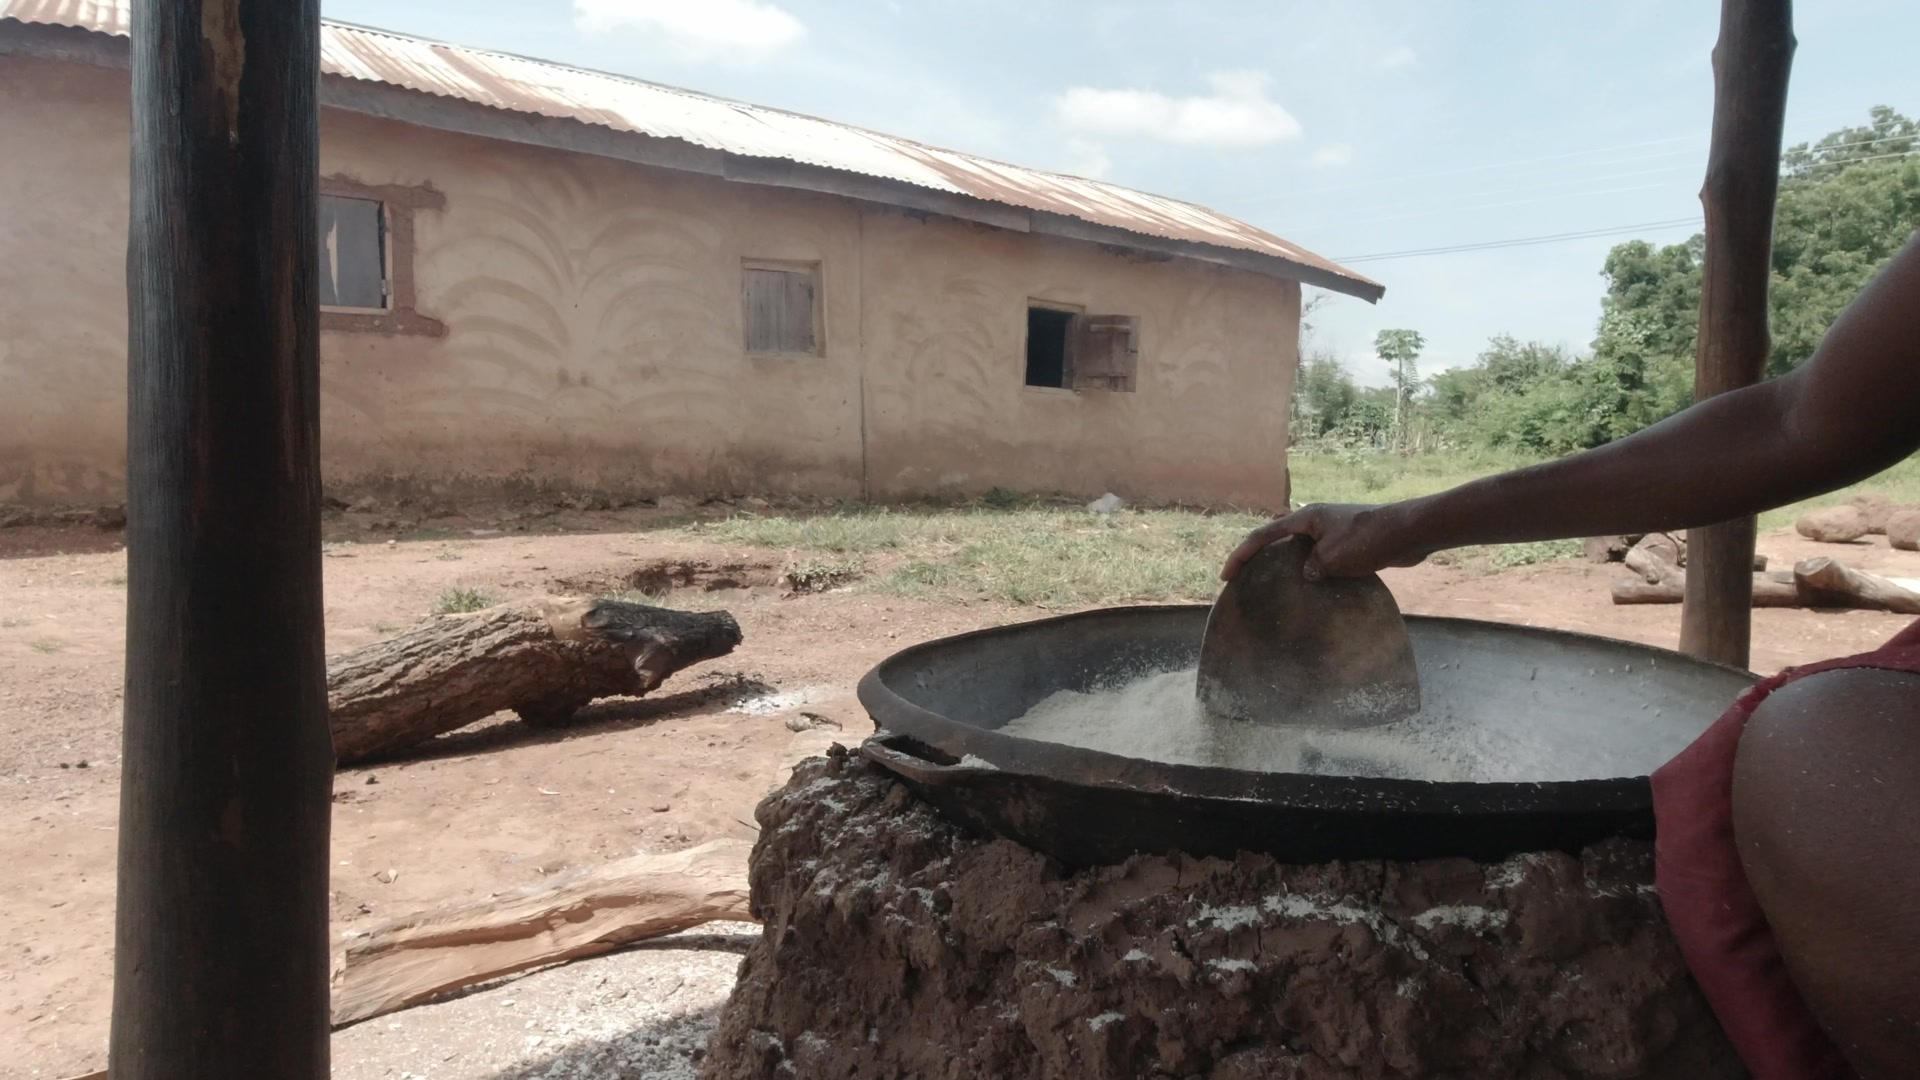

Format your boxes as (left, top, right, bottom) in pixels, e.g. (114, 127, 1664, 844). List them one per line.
(3, 0, 1380, 298)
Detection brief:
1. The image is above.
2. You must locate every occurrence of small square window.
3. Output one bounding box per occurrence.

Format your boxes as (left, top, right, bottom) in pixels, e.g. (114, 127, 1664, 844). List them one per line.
(319, 194, 386, 310)
(743, 260, 821, 355)
(1024, 302, 1140, 393)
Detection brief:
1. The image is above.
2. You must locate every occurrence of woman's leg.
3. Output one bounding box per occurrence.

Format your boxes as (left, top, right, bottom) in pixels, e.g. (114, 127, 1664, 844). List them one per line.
(1732, 667, 1920, 1078)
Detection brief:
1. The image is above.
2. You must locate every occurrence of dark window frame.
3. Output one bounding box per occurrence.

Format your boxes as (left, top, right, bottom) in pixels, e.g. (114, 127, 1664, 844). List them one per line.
(318, 174, 446, 338)
(1023, 298, 1082, 391)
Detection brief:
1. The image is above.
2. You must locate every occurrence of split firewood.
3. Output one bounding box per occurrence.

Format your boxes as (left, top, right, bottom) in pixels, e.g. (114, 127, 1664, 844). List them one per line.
(1624, 533, 1684, 583)
(330, 838, 755, 1026)
(1793, 557, 1920, 614)
(1610, 572, 1800, 607)
(1581, 534, 1642, 564)
(328, 597, 741, 764)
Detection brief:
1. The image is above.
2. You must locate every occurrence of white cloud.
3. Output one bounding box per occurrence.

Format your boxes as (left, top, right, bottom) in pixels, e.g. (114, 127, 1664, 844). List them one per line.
(1376, 45, 1417, 70)
(1051, 71, 1303, 148)
(573, 0, 805, 62)
(1062, 138, 1112, 179)
(1309, 143, 1353, 168)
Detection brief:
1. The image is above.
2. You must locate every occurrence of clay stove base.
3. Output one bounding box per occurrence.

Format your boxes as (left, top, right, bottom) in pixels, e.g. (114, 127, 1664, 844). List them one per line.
(703, 749, 1742, 1080)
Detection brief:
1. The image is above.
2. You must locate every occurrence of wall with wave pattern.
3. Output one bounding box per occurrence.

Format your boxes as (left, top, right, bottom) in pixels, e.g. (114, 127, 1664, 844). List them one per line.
(0, 58, 130, 503)
(317, 110, 866, 498)
(0, 57, 1296, 509)
(859, 210, 1297, 508)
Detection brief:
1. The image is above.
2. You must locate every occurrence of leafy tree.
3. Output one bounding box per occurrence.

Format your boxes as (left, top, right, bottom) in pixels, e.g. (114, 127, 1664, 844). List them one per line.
(1782, 104, 1917, 179)
(1292, 349, 1358, 438)
(1589, 105, 1920, 390)
(1374, 329, 1425, 450)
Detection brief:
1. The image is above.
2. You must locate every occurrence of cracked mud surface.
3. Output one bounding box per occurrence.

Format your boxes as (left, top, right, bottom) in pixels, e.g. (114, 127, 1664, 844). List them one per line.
(704, 750, 1742, 1080)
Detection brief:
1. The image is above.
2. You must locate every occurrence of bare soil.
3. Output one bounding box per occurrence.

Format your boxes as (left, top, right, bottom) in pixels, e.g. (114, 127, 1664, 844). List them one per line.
(3, 509, 1915, 1078)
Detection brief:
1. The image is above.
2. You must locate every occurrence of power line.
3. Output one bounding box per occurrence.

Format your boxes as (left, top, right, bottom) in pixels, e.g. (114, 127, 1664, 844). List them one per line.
(1319, 147, 1920, 253)
(1234, 136, 1705, 205)
(1243, 129, 1916, 209)
(1333, 218, 1703, 263)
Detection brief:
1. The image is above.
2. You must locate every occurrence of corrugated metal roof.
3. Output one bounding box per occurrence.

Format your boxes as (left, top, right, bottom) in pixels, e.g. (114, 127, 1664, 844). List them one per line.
(3, 0, 1381, 298)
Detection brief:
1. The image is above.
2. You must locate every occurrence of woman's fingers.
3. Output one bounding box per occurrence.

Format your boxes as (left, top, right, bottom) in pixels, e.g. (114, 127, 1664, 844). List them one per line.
(1220, 512, 1316, 581)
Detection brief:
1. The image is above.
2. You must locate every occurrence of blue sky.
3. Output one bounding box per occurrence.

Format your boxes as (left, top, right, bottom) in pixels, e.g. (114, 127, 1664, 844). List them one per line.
(322, 0, 1916, 386)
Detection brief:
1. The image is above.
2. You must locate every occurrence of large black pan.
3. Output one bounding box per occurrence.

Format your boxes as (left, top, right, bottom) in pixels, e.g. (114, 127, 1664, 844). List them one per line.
(857, 605, 1753, 868)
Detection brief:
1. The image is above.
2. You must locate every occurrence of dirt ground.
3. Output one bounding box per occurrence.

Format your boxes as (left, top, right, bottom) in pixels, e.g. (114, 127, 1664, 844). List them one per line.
(3, 507, 1916, 1079)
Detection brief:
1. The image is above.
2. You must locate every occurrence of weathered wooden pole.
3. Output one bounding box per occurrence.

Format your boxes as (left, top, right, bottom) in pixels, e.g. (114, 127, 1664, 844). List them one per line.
(111, 0, 331, 1077)
(1679, 0, 1795, 668)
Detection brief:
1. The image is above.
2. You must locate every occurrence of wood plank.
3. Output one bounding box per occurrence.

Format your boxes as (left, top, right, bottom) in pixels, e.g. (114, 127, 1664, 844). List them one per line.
(1677, 0, 1796, 668)
(330, 839, 756, 1026)
(113, 1, 332, 1077)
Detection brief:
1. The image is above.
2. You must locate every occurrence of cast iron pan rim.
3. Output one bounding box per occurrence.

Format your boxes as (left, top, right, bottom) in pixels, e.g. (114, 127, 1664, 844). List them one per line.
(855, 603, 1755, 816)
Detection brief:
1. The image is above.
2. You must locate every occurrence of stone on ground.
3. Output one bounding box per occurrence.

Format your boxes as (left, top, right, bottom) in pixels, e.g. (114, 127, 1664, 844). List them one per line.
(1887, 510, 1920, 552)
(1797, 505, 1870, 544)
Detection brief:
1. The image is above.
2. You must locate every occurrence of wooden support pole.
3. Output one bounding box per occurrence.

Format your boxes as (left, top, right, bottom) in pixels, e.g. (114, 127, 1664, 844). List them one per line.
(1678, 0, 1796, 668)
(111, 1, 330, 1078)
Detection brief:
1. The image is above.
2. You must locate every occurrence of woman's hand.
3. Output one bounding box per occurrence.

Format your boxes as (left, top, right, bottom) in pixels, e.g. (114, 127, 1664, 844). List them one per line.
(1220, 502, 1433, 582)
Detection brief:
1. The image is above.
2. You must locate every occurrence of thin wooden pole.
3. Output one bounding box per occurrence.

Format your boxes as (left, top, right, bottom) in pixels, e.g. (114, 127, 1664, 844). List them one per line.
(1679, 0, 1795, 669)
(111, 0, 331, 1076)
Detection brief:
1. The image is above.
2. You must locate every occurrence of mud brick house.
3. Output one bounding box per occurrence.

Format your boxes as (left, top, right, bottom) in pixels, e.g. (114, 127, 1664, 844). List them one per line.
(0, 0, 1382, 508)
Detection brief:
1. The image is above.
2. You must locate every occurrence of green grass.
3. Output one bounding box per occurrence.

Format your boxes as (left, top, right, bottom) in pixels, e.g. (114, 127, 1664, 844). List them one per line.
(0, 617, 29, 629)
(784, 557, 865, 594)
(432, 586, 499, 614)
(28, 638, 64, 654)
(1287, 447, 1542, 506)
(660, 449, 1920, 609)
(689, 504, 1267, 608)
(1295, 446, 1920, 536)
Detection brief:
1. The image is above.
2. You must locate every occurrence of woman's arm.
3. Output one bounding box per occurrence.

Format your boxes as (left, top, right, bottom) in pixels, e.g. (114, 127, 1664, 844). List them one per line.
(1226, 231, 1920, 580)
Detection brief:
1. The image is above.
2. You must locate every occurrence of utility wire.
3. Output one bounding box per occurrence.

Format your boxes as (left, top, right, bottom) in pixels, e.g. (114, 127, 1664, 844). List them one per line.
(1320, 147, 1920, 245)
(1334, 218, 1702, 263)
(1247, 130, 1916, 208)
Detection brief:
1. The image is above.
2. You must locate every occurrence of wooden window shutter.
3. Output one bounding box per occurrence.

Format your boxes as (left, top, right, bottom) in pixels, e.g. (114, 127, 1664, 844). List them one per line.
(743, 263, 820, 354)
(1071, 315, 1140, 392)
(783, 268, 816, 353)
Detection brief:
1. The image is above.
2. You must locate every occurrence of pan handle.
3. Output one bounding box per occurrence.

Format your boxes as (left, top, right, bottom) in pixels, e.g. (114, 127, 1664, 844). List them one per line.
(862, 732, 995, 786)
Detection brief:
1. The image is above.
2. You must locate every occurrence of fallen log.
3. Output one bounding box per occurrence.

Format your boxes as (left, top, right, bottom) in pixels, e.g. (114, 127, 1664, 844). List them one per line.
(1582, 534, 1642, 564)
(1623, 534, 1764, 585)
(1793, 557, 1920, 614)
(1611, 572, 1800, 607)
(330, 838, 755, 1027)
(1624, 537, 1684, 585)
(328, 597, 741, 764)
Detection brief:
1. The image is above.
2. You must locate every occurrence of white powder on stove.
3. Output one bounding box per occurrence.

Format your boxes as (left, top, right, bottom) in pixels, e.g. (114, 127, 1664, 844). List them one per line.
(998, 665, 1658, 782)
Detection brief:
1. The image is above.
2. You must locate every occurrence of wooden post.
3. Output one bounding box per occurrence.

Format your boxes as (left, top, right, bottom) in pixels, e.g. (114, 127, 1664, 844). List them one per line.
(111, 1, 330, 1078)
(1678, 0, 1795, 668)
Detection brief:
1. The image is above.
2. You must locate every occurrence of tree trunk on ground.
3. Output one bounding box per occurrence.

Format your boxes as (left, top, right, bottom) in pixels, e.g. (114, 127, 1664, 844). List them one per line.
(330, 839, 754, 1026)
(328, 597, 741, 764)
(1612, 572, 1799, 607)
(1793, 557, 1920, 614)
(1583, 535, 1643, 564)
